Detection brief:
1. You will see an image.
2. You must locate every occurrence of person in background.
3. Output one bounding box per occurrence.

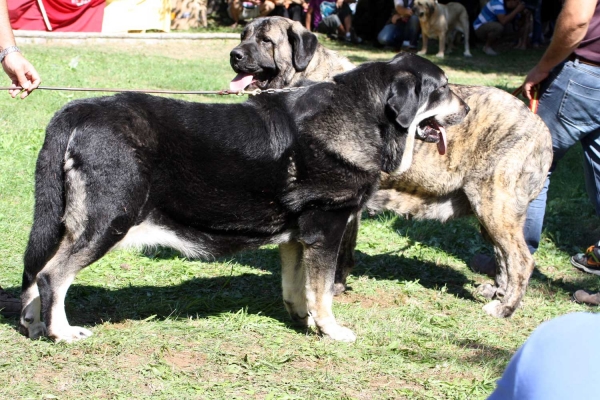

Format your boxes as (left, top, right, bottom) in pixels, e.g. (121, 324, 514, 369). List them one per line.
(0, 0, 40, 318)
(228, 0, 276, 28)
(305, 0, 360, 43)
(377, 0, 420, 50)
(471, 0, 600, 308)
(473, 0, 526, 55)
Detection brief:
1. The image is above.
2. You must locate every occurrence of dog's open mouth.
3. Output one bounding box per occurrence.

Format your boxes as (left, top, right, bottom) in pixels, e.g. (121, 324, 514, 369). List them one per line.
(230, 72, 271, 91)
(417, 117, 447, 155)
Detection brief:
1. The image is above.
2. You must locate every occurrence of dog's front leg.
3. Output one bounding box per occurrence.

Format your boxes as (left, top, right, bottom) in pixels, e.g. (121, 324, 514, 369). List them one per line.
(334, 212, 361, 296)
(436, 31, 446, 58)
(417, 34, 429, 56)
(296, 209, 356, 342)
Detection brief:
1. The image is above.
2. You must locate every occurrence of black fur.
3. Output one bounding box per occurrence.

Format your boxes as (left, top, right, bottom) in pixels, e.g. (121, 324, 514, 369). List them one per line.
(20, 53, 468, 342)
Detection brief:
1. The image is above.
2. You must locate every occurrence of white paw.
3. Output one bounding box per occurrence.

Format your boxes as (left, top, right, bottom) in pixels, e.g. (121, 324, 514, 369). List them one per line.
(435, 53, 445, 58)
(27, 322, 47, 340)
(464, 52, 473, 57)
(482, 300, 503, 318)
(50, 326, 93, 343)
(416, 50, 426, 56)
(323, 325, 356, 342)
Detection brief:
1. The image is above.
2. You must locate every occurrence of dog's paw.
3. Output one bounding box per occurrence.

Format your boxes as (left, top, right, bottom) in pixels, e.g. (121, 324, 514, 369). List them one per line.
(416, 50, 426, 56)
(322, 325, 356, 342)
(22, 321, 47, 340)
(49, 325, 93, 343)
(435, 53, 445, 58)
(482, 300, 515, 318)
(476, 283, 497, 300)
(464, 52, 473, 57)
(333, 282, 346, 296)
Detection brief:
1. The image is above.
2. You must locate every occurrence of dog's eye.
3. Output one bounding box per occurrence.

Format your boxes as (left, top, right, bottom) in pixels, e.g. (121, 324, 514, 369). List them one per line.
(262, 38, 272, 44)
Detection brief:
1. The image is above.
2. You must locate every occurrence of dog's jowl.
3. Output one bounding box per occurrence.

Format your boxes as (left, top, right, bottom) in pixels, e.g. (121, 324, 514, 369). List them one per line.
(20, 54, 468, 343)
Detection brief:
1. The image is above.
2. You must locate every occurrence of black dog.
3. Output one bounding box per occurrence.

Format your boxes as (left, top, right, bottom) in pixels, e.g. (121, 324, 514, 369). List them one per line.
(20, 53, 469, 343)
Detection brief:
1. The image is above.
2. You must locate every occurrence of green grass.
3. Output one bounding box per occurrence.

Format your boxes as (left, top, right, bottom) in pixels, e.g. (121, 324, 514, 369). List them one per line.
(0, 37, 598, 399)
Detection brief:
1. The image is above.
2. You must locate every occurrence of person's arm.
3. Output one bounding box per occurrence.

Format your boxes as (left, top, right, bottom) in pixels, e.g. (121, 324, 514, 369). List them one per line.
(496, 2, 525, 25)
(395, 4, 413, 19)
(305, 5, 313, 30)
(0, 0, 41, 98)
(523, 0, 597, 99)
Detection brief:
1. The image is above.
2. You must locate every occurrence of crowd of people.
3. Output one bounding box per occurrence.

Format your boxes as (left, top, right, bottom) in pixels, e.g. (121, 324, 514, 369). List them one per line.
(226, 0, 563, 53)
(2, 0, 600, 396)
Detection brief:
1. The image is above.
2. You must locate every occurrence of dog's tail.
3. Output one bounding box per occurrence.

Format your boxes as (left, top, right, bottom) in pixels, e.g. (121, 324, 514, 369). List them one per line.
(22, 108, 75, 288)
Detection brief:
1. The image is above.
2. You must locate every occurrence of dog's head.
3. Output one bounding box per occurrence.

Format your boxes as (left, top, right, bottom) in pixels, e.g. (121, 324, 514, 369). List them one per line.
(229, 17, 318, 91)
(336, 53, 469, 173)
(388, 53, 469, 172)
(413, 0, 436, 19)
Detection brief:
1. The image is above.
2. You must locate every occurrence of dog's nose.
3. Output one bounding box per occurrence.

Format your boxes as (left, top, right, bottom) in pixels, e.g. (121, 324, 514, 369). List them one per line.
(230, 48, 245, 62)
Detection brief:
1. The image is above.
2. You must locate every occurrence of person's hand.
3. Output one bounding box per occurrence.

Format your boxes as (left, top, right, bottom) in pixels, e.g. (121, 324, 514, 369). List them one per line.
(2, 51, 41, 99)
(516, 1, 526, 12)
(523, 64, 549, 100)
(398, 7, 412, 18)
(336, 0, 343, 8)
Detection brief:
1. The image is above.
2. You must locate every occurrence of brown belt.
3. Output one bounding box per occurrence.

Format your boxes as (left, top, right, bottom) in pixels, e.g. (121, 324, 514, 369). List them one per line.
(569, 53, 600, 68)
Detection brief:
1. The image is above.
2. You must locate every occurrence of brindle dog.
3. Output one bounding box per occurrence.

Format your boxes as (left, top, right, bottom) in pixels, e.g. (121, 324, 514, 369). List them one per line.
(229, 16, 553, 318)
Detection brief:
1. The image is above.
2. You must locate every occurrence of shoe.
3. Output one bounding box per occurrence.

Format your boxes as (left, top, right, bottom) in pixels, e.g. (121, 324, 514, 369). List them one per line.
(344, 33, 352, 42)
(350, 30, 363, 44)
(0, 286, 20, 317)
(483, 46, 498, 56)
(469, 254, 496, 278)
(573, 289, 600, 306)
(571, 242, 600, 276)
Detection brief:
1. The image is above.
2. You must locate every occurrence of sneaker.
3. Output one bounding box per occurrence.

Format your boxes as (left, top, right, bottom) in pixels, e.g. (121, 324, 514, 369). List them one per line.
(469, 254, 496, 277)
(483, 46, 498, 56)
(573, 289, 600, 306)
(0, 286, 20, 317)
(571, 242, 600, 276)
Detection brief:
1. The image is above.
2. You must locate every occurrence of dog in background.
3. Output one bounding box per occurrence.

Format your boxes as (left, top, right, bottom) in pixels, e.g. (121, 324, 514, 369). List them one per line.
(413, 0, 472, 57)
(229, 16, 553, 319)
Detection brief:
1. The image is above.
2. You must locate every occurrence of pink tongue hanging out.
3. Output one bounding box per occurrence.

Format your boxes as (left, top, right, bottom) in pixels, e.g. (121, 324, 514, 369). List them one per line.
(437, 125, 447, 156)
(230, 73, 254, 91)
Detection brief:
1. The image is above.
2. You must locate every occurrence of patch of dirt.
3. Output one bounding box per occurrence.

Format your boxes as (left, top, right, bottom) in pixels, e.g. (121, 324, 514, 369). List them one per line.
(163, 349, 207, 371)
(336, 287, 410, 308)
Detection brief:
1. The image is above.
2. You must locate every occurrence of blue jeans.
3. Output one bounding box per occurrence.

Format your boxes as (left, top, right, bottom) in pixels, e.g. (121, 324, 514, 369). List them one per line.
(524, 59, 600, 253)
(377, 15, 420, 48)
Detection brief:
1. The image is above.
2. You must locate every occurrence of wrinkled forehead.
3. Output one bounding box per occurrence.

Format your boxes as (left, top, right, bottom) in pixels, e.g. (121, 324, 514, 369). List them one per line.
(241, 18, 288, 42)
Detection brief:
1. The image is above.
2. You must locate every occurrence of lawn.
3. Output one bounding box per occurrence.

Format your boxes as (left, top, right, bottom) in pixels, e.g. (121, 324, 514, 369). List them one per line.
(0, 35, 598, 399)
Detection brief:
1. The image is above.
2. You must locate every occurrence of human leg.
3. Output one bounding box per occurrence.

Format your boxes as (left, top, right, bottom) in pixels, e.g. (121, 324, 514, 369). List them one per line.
(475, 21, 503, 55)
(377, 23, 401, 47)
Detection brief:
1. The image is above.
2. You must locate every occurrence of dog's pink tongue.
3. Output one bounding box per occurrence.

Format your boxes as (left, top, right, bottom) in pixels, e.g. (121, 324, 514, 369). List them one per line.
(230, 73, 254, 91)
(437, 125, 447, 155)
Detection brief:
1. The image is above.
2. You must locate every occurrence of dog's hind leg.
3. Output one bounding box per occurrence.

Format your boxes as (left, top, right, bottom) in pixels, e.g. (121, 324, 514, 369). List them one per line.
(473, 201, 534, 318)
(297, 209, 356, 342)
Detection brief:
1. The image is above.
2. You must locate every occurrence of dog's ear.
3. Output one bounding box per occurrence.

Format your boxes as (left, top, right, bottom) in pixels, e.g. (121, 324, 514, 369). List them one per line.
(386, 74, 420, 129)
(287, 23, 318, 71)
